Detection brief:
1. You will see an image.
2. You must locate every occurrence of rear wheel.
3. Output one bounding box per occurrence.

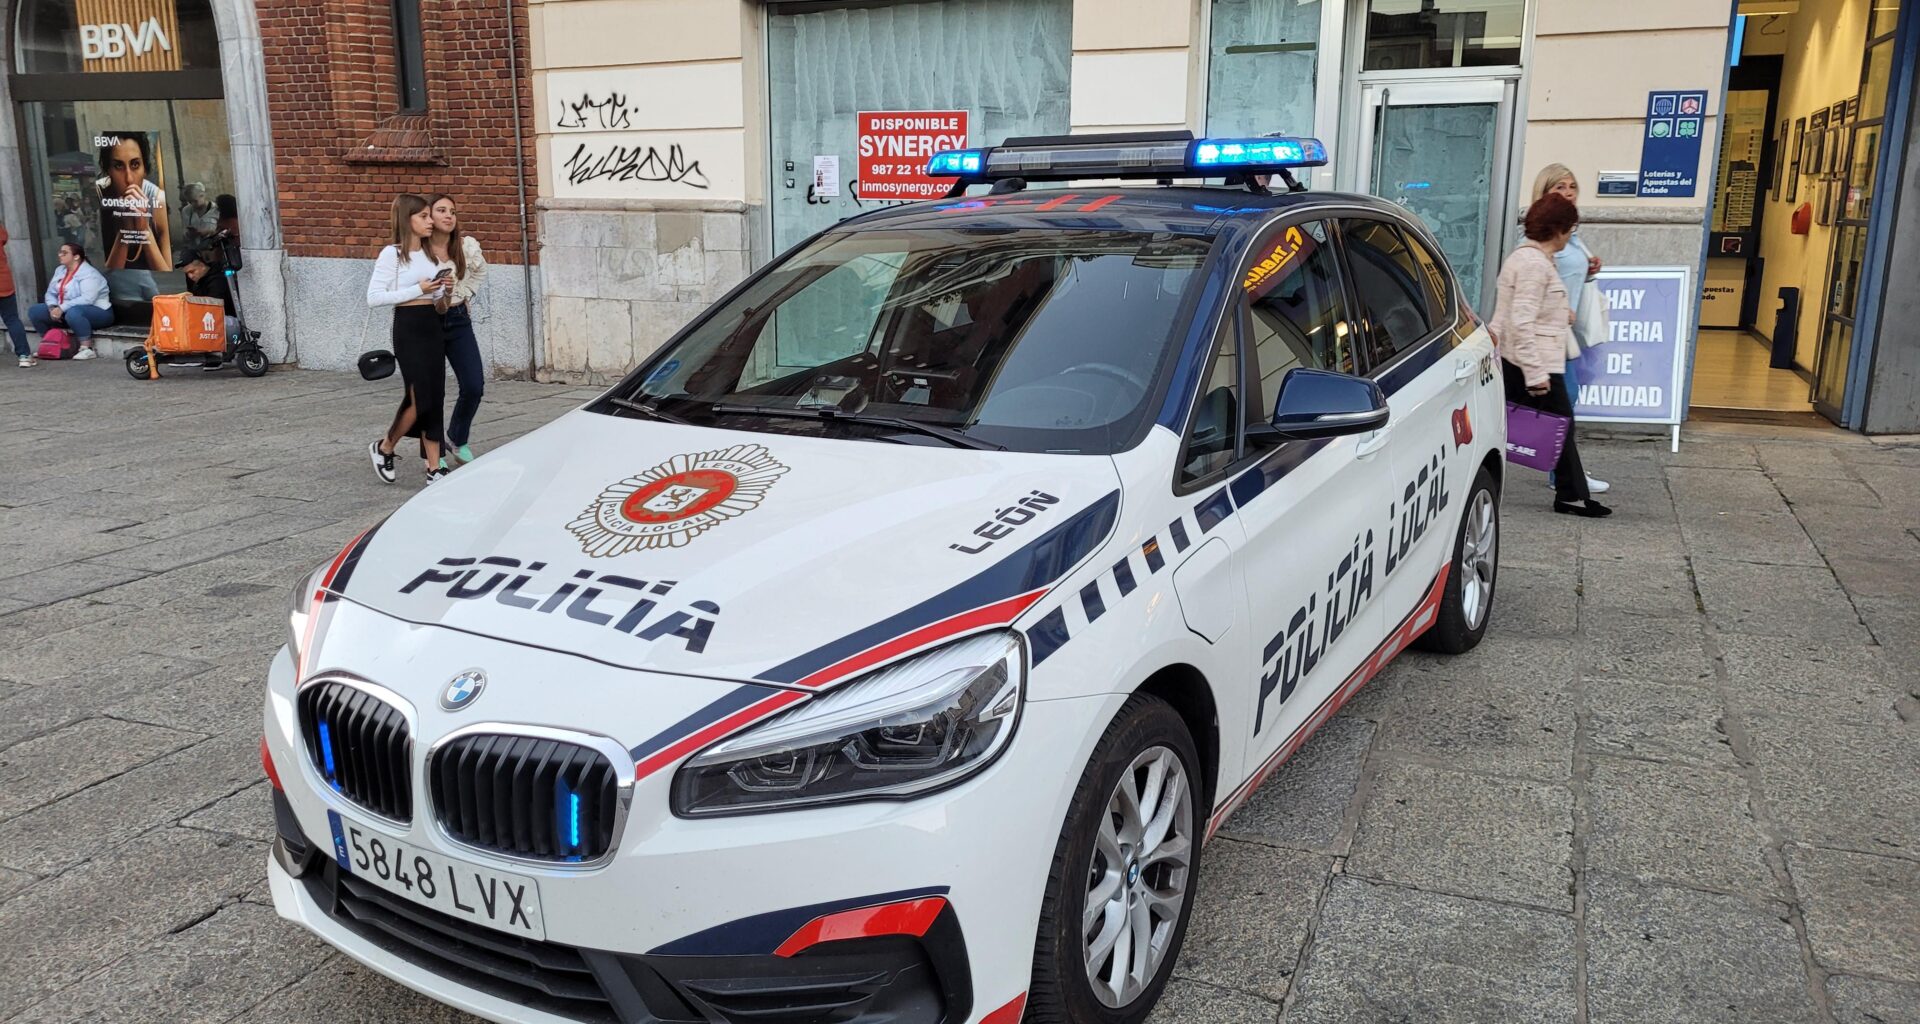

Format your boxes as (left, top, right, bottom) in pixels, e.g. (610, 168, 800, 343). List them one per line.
(1415, 467, 1499, 654)
(124, 347, 151, 379)
(1029, 694, 1201, 1024)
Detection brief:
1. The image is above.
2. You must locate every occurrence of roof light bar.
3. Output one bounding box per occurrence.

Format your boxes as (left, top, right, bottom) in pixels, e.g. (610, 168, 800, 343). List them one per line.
(927, 130, 1328, 192)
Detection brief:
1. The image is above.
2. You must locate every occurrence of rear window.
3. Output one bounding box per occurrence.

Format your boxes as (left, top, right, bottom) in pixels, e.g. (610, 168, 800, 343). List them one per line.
(607, 227, 1217, 455)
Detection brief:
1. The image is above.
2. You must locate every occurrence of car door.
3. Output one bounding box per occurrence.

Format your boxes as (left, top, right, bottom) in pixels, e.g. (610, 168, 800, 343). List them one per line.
(1216, 216, 1394, 813)
(1338, 216, 1482, 628)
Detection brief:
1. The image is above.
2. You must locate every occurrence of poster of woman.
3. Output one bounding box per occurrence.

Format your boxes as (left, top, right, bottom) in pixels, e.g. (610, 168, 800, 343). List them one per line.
(96, 130, 172, 274)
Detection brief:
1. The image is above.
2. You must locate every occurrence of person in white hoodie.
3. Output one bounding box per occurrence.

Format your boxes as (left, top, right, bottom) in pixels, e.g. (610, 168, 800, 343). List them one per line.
(28, 242, 113, 358)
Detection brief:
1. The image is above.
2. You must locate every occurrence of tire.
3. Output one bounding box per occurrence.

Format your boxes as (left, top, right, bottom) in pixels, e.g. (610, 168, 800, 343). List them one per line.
(1028, 693, 1202, 1024)
(124, 347, 151, 380)
(238, 349, 269, 377)
(1415, 466, 1499, 654)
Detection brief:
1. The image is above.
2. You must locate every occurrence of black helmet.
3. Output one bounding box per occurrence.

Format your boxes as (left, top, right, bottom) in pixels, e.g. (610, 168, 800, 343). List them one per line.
(358, 349, 396, 381)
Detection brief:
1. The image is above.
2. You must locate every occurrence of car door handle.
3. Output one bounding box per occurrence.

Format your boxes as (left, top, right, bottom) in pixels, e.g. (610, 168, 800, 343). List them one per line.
(1454, 357, 1476, 382)
(1355, 428, 1389, 458)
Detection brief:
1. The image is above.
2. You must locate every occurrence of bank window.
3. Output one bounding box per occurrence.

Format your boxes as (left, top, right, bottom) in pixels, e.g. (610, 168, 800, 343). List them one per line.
(1363, 0, 1524, 71)
(1207, 0, 1321, 138)
(392, 0, 428, 112)
(1244, 220, 1351, 419)
(1342, 220, 1435, 365)
(14, 0, 220, 73)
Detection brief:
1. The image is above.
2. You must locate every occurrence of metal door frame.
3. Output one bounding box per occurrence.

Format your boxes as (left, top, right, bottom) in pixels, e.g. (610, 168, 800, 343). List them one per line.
(1346, 77, 1516, 313)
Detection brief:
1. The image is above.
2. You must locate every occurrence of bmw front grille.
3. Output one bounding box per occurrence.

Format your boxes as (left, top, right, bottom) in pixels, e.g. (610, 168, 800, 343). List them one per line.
(297, 680, 414, 822)
(429, 731, 622, 863)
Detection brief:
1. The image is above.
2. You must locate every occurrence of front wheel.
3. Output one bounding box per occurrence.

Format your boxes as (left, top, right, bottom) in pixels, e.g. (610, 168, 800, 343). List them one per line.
(1415, 466, 1499, 654)
(1028, 693, 1201, 1024)
(238, 349, 269, 377)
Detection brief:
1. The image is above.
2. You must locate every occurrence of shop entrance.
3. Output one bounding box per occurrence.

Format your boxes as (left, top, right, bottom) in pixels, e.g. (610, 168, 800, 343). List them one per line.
(1692, 0, 1900, 425)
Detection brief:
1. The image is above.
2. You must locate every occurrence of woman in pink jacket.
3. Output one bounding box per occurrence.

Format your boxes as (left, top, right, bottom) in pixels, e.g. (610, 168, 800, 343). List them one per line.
(1492, 193, 1611, 518)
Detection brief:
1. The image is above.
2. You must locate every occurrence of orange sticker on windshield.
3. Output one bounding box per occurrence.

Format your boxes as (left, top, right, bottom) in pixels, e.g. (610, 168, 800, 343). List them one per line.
(1242, 226, 1313, 297)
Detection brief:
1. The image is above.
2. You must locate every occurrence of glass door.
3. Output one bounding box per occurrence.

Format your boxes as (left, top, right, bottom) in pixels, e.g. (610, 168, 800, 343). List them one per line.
(1353, 79, 1513, 314)
(1810, 7, 1899, 422)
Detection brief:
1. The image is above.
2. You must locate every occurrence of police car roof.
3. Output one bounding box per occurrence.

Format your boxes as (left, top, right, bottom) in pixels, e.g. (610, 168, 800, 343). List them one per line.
(835, 185, 1414, 237)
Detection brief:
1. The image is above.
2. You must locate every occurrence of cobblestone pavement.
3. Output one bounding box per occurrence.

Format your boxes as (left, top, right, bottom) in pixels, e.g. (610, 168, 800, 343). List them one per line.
(1, 361, 1916, 1024)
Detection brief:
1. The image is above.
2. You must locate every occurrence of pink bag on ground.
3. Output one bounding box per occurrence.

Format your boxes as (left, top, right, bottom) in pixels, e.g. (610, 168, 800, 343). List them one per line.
(36, 329, 76, 360)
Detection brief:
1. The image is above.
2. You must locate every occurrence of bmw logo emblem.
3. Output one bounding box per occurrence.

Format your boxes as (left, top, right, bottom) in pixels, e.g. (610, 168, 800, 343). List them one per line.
(441, 669, 486, 711)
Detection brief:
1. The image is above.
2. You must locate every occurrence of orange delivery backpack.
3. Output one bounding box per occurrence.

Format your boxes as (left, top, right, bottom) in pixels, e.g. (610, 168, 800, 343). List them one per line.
(147, 294, 226, 357)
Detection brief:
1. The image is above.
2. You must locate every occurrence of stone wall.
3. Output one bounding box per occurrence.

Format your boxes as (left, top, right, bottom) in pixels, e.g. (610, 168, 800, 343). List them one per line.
(536, 199, 751, 384)
(282, 254, 537, 376)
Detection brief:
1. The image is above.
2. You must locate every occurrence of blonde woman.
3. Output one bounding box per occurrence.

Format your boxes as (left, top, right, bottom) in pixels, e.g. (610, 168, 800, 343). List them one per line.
(366, 194, 455, 484)
(1531, 163, 1609, 495)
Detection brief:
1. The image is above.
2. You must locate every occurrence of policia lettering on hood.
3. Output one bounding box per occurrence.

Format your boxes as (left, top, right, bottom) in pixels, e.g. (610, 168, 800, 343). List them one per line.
(400, 556, 720, 653)
(1254, 446, 1451, 735)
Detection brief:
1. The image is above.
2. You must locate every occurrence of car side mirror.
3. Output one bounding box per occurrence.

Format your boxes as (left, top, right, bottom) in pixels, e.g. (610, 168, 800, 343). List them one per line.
(1253, 368, 1390, 442)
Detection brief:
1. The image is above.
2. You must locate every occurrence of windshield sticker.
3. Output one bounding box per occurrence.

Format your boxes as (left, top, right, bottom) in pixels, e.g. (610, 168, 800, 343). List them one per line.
(569, 443, 788, 556)
(401, 556, 721, 653)
(949, 491, 1061, 555)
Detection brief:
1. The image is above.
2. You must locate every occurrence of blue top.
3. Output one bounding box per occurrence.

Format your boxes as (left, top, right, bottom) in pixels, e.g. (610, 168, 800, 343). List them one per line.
(1554, 231, 1592, 316)
(42, 261, 110, 309)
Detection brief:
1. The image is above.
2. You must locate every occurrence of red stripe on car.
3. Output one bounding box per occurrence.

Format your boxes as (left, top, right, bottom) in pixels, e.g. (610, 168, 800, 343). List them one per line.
(790, 588, 1049, 690)
(772, 896, 948, 957)
(632, 689, 807, 783)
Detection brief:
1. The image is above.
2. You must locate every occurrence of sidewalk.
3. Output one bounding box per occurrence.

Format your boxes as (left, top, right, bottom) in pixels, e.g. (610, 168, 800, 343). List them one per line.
(0, 361, 1914, 1023)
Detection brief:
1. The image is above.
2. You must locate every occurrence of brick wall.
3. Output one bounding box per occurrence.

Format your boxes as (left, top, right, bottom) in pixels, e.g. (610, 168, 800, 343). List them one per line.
(256, 0, 538, 264)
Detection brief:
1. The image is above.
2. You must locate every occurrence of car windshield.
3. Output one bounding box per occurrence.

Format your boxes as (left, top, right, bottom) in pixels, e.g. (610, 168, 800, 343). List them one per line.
(601, 226, 1217, 454)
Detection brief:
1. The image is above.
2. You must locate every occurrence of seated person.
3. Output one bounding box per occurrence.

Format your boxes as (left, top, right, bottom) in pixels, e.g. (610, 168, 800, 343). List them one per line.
(28, 243, 113, 359)
(183, 253, 241, 367)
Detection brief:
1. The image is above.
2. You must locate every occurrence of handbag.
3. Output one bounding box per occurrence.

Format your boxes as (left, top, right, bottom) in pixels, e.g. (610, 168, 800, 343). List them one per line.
(1573, 279, 1609, 350)
(1505, 401, 1571, 473)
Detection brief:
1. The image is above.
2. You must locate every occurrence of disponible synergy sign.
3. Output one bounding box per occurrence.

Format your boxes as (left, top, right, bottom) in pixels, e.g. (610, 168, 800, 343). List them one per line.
(857, 111, 968, 200)
(1571, 266, 1693, 425)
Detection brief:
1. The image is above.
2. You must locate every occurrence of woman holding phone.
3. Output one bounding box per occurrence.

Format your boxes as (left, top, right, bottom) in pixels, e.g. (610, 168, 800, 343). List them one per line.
(426, 193, 487, 470)
(365, 193, 455, 484)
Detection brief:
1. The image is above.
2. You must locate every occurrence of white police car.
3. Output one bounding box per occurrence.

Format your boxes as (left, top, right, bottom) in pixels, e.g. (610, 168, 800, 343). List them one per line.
(264, 131, 1505, 1024)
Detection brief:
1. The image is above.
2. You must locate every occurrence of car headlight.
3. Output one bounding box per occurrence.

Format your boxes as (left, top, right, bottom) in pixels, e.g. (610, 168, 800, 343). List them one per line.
(672, 631, 1025, 817)
(286, 561, 331, 673)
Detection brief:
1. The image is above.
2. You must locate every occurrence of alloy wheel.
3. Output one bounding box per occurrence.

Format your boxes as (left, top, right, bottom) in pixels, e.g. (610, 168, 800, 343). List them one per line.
(1460, 488, 1498, 630)
(1083, 745, 1194, 1008)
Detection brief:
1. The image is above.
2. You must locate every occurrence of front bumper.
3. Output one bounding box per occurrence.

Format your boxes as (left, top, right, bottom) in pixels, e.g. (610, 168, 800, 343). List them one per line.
(263, 628, 1123, 1024)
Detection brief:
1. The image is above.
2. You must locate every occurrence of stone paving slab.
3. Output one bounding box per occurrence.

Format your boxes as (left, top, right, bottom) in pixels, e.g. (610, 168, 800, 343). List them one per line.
(0, 365, 1915, 1023)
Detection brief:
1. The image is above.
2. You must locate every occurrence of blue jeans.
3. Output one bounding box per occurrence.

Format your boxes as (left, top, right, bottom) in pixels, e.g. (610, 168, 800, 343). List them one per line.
(28, 303, 113, 343)
(0, 295, 27, 357)
(442, 304, 485, 448)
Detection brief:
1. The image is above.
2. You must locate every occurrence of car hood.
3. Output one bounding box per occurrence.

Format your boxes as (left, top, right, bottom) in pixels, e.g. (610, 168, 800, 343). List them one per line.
(326, 410, 1122, 687)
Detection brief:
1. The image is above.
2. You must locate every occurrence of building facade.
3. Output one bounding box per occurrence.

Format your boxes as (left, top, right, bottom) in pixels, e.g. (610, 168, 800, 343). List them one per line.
(528, 0, 1920, 433)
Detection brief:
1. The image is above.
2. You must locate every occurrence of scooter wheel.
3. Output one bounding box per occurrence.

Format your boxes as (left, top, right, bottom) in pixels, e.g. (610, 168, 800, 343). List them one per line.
(125, 347, 152, 380)
(238, 349, 269, 377)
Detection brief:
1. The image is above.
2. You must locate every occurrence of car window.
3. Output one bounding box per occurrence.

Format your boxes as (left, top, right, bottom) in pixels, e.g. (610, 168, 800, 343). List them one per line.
(1342, 219, 1436, 367)
(1243, 219, 1352, 424)
(1180, 317, 1239, 486)
(1397, 229, 1454, 328)
(616, 227, 1216, 455)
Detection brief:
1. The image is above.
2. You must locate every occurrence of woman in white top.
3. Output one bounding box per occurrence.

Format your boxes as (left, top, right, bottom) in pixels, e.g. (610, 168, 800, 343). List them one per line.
(366, 194, 456, 484)
(426, 193, 488, 471)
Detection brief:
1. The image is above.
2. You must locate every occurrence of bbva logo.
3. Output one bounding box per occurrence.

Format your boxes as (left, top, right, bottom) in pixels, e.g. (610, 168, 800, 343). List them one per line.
(81, 18, 173, 61)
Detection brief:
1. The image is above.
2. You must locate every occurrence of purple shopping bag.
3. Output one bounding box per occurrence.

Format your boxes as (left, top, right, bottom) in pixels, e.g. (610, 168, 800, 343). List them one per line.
(1505, 402, 1571, 473)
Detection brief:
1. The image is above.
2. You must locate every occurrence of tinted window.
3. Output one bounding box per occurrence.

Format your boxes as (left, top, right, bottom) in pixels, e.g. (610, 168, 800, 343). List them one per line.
(1399, 229, 1454, 326)
(1182, 319, 1239, 485)
(1343, 219, 1435, 366)
(614, 227, 1215, 455)
(1244, 220, 1353, 422)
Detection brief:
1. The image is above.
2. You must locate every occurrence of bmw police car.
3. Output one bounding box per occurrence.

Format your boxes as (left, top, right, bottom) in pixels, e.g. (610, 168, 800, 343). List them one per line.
(264, 131, 1505, 1024)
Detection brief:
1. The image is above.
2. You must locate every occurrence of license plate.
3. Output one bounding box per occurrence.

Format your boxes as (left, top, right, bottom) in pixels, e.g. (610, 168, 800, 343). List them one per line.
(327, 810, 546, 940)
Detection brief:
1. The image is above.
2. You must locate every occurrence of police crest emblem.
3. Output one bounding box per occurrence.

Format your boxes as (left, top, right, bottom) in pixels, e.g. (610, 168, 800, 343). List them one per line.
(569, 443, 789, 556)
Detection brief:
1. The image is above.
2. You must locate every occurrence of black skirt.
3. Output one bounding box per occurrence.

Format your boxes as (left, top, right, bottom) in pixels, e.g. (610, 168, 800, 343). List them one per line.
(391, 304, 446, 444)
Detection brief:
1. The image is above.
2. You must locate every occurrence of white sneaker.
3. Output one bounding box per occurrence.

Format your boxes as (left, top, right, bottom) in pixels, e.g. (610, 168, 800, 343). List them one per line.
(72, 347, 98, 360)
(16, 356, 34, 368)
(1587, 476, 1610, 494)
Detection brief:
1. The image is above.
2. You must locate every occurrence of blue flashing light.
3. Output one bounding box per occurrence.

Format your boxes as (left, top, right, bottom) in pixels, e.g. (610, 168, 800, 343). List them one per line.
(317, 721, 341, 790)
(927, 150, 986, 176)
(569, 791, 582, 848)
(1191, 137, 1326, 169)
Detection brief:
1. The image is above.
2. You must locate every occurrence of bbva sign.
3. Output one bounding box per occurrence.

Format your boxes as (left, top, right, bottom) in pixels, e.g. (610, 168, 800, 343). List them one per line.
(80, 18, 173, 61)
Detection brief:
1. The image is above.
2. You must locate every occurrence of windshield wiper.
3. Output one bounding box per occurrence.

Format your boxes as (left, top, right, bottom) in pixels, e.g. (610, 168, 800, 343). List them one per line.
(606, 396, 694, 425)
(708, 402, 1004, 451)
